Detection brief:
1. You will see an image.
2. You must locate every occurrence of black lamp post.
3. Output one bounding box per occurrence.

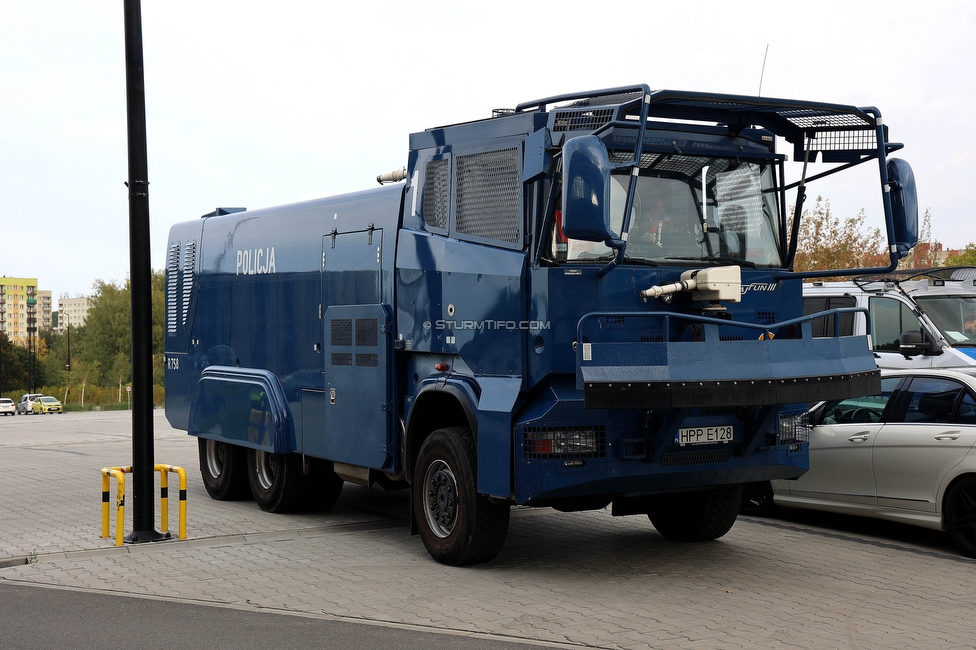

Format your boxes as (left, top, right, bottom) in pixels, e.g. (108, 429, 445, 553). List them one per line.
(123, 0, 162, 543)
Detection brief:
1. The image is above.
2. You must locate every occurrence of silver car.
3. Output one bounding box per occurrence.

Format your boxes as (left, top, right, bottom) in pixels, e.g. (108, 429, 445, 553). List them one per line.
(17, 393, 43, 415)
(744, 368, 976, 558)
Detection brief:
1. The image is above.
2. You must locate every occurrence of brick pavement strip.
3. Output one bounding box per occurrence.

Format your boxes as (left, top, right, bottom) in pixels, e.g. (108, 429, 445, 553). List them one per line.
(2, 411, 976, 649)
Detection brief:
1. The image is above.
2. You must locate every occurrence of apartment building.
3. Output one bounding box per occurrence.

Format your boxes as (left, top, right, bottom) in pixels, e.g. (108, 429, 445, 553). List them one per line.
(0, 277, 40, 346)
(57, 295, 92, 332)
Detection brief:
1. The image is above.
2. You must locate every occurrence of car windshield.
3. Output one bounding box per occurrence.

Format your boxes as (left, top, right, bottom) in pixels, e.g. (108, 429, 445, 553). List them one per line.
(41, 397, 57, 403)
(548, 155, 783, 267)
(915, 295, 976, 347)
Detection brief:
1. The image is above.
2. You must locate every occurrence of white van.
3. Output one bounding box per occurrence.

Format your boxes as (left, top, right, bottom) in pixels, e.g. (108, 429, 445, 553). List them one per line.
(803, 268, 976, 369)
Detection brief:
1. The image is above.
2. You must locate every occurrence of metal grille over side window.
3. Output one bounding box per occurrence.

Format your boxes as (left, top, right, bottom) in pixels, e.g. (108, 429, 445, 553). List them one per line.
(455, 147, 521, 245)
(422, 158, 449, 231)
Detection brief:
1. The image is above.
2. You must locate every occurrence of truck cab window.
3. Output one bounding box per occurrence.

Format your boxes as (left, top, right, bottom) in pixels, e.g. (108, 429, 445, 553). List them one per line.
(546, 156, 783, 267)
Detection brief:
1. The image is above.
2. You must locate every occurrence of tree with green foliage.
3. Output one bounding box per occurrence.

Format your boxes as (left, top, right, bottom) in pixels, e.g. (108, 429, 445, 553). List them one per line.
(0, 332, 28, 395)
(945, 243, 976, 267)
(896, 208, 940, 270)
(1, 271, 165, 405)
(75, 271, 166, 391)
(790, 196, 887, 276)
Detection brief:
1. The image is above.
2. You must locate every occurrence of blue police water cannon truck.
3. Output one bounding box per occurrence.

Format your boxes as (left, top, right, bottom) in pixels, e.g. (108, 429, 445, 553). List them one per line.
(165, 85, 918, 565)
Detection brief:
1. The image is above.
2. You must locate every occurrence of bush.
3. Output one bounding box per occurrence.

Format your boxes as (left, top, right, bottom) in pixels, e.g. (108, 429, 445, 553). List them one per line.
(27, 384, 165, 411)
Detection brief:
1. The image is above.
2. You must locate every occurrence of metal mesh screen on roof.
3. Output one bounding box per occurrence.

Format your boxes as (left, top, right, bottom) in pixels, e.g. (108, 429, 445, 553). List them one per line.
(552, 108, 615, 132)
(455, 147, 522, 245)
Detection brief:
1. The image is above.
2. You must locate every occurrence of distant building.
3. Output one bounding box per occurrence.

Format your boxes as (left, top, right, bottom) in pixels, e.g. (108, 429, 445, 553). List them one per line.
(0, 277, 42, 346)
(38, 290, 52, 332)
(58, 295, 92, 332)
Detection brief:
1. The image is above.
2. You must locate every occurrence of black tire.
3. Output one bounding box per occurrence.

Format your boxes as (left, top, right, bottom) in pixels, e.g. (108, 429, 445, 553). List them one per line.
(740, 481, 776, 516)
(944, 476, 976, 558)
(246, 448, 307, 513)
(305, 458, 344, 511)
(648, 484, 742, 542)
(413, 427, 510, 566)
(198, 438, 250, 500)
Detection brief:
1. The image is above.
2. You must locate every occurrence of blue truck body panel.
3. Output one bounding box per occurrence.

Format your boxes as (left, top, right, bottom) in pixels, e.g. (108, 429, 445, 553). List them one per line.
(166, 86, 914, 520)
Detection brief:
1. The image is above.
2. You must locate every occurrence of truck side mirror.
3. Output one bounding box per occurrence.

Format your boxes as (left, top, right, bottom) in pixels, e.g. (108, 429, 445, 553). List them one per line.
(887, 158, 918, 259)
(561, 135, 619, 245)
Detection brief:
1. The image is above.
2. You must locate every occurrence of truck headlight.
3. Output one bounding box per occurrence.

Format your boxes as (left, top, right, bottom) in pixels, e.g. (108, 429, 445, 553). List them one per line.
(777, 413, 810, 451)
(524, 426, 605, 459)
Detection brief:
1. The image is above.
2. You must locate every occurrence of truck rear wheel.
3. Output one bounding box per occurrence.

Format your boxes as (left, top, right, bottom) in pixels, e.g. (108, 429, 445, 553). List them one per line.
(413, 427, 509, 566)
(648, 484, 742, 542)
(198, 438, 249, 500)
(247, 449, 307, 513)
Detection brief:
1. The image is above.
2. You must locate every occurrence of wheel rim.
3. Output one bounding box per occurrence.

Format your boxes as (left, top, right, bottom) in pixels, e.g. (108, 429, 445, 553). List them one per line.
(948, 484, 976, 554)
(205, 440, 224, 478)
(253, 450, 277, 491)
(423, 459, 458, 538)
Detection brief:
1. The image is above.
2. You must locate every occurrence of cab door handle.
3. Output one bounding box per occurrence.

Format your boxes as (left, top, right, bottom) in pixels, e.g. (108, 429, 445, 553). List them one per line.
(935, 432, 961, 441)
(848, 434, 871, 442)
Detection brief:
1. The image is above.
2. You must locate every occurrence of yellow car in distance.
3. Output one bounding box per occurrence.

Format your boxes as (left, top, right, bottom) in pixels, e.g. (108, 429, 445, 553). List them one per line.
(32, 396, 63, 414)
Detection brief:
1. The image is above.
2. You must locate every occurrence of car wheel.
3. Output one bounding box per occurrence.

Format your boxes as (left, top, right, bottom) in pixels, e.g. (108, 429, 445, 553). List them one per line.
(413, 427, 510, 565)
(648, 484, 742, 542)
(944, 476, 976, 558)
(198, 438, 249, 500)
(246, 448, 307, 513)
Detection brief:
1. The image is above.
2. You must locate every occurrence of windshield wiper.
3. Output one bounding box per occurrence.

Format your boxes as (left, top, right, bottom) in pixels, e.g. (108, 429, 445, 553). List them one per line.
(666, 256, 757, 269)
(623, 255, 659, 267)
(576, 253, 658, 267)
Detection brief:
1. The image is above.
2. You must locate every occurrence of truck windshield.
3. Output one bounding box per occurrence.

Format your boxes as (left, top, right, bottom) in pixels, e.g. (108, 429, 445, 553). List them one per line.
(548, 156, 783, 267)
(915, 295, 976, 346)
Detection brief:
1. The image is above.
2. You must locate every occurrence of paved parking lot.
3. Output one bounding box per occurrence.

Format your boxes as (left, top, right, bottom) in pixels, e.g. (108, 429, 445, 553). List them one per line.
(1, 410, 975, 649)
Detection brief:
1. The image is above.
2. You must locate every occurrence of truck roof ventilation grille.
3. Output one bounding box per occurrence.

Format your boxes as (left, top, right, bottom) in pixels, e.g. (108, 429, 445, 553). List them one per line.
(552, 108, 614, 133)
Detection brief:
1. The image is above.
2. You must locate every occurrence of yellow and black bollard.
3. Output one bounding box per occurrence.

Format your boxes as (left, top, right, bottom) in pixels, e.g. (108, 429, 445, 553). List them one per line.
(100, 464, 186, 546)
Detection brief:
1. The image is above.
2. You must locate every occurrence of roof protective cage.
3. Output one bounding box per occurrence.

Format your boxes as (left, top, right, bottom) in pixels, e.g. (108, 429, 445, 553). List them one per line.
(515, 86, 889, 163)
(857, 266, 976, 284)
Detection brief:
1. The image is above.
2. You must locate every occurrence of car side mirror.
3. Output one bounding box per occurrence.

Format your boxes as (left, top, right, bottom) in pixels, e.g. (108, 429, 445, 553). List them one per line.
(899, 330, 939, 359)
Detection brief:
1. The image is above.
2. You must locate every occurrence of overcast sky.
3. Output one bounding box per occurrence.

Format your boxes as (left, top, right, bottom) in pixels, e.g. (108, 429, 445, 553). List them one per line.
(2, 1, 974, 307)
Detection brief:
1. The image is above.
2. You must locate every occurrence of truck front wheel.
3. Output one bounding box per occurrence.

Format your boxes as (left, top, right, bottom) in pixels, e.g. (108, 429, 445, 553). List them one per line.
(247, 449, 307, 513)
(198, 438, 249, 500)
(648, 485, 742, 542)
(413, 427, 509, 565)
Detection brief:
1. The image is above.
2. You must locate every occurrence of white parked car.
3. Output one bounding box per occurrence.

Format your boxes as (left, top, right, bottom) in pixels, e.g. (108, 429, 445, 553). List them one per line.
(0, 398, 15, 416)
(744, 368, 976, 557)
